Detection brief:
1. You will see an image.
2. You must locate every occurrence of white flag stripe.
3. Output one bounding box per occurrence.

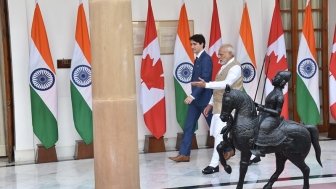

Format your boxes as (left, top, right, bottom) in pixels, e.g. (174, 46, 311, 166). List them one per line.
(142, 38, 161, 64)
(29, 41, 54, 73)
(297, 35, 320, 113)
(209, 38, 222, 57)
(29, 41, 57, 118)
(265, 79, 273, 97)
(333, 44, 336, 53)
(237, 36, 259, 96)
(173, 36, 192, 94)
(297, 36, 316, 63)
(236, 37, 251, 64)
(330, 76, 336, 104)
(266, 34, 287, 61)
(71, 43, 92, 110)
(140, 83, 165, 113)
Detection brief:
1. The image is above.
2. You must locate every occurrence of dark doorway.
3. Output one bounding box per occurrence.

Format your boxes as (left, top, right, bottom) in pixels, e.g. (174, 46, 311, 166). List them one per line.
(0, 0, 15, 162)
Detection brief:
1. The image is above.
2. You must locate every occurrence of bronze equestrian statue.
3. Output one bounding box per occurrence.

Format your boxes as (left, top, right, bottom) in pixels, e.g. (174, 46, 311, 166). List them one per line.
(217, 71, 322, 189)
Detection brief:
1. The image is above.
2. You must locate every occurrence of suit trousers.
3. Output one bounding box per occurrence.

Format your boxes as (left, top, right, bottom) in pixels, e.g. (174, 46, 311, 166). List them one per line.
(179, 103, 212, 156)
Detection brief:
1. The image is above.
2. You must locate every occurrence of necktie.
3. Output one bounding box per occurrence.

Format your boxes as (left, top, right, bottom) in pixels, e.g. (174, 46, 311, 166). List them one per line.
(194, 57, 198, 63)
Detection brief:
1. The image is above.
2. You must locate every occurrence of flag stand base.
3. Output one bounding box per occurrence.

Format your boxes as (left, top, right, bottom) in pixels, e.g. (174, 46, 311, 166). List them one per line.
(74, 140, 94, 160)
(328, 123, 336, 138)
(144, 135, 166, 153)
(206, 131, 214, 148)
(35, 144, 58, 164)
(175, 132, 198, 150)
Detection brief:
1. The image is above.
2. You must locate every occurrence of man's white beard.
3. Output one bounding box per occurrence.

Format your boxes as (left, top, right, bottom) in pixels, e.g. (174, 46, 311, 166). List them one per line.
(219, 60, 227, 65)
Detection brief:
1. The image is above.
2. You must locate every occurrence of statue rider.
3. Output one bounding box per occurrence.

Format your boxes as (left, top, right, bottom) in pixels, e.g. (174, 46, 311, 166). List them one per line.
(252, 71, 291, 157)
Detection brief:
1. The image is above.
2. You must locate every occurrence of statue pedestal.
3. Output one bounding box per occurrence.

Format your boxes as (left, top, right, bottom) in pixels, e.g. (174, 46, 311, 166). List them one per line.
(74, 140, 94, 160)
(144, 135, 165, 153)
(175, 132, 198, 150)
(206, 131, 214, 148)
(35, 144, 57, 164)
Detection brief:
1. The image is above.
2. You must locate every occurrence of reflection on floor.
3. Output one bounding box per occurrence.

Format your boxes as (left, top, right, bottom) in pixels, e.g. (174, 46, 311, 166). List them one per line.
(0, 140, 335, 189)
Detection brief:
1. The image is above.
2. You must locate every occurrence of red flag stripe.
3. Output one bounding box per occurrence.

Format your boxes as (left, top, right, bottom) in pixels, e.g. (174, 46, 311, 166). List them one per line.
(143, 0, 157, 47)
(267, 0, 284, 47)
(330, 25, 336, 77)
(209, 0, 221, 47)
(330, 25, 336, 119)
(209, 0, 222, 80)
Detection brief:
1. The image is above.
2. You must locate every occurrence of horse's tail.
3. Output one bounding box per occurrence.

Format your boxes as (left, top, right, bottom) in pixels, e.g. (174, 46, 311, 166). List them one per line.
(304, 125, 322, 167)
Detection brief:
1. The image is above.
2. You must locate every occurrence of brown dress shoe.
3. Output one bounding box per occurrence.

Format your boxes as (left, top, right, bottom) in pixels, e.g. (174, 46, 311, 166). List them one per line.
(168, 155, 190, 162)
(223, 149, 235, 160)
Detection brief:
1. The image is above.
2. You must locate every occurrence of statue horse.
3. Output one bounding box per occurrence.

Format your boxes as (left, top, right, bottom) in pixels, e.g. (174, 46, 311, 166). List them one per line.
(216, 86, 322, 189)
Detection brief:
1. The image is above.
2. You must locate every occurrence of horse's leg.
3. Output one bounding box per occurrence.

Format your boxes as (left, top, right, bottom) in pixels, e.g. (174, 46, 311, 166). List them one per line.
(263, 153, 287, 189)
(237, 151, 251, 189)
(216, 141, 231, 174)
(289, 156, 310, 189)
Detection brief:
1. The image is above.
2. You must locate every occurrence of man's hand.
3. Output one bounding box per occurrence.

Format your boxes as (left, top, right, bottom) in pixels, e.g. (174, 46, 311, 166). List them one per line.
(191, 77, 206, 88)
(203, 104, 213, 117)
(184, 96, 194, 104)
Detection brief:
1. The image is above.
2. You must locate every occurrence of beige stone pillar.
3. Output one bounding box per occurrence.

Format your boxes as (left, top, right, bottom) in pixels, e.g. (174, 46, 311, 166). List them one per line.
(89, 0, 140, 188)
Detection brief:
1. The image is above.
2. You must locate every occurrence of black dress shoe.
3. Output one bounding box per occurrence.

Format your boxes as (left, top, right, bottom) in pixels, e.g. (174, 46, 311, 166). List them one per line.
(250, 149, 265, 157)
(202, 166, 219, 174)
(249, 156, 261, 165)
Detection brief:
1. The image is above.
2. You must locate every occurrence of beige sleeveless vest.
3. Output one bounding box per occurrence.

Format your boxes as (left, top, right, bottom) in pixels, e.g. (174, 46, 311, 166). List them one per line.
(213, 60, 243, 114)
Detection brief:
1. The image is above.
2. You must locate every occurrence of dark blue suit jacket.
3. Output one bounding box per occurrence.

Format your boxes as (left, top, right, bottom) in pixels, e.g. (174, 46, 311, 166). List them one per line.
(191, 51, 213, 107)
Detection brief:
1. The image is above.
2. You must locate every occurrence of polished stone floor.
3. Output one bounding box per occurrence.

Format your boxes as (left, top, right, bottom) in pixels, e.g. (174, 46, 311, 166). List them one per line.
(0, 139, 335, 189)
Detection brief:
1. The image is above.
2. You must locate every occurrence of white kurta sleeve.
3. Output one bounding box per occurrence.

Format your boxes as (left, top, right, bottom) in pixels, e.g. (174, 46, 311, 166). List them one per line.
(205, 65, 241, 90)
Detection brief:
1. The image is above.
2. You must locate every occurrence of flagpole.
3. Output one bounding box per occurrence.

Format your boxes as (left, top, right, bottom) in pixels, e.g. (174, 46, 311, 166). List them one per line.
(254, 54, 270, 105)
(254, 55, 266, 102)
(260, 56, 271, 105)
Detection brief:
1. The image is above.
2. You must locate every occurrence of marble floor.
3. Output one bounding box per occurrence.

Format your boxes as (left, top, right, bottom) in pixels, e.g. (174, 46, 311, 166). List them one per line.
(0, 139, 336, 189)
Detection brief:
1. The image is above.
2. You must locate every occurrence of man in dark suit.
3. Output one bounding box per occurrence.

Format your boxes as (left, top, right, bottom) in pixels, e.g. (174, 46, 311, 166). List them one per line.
(169, 34, 213, 162)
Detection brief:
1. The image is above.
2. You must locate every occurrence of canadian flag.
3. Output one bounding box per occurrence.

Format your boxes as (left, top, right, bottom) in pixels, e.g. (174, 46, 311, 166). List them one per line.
(264, 0, 289, 119)
(209, 0, 222, 80)
(329, 25, 336, 119)
(140, 0, 166, 139)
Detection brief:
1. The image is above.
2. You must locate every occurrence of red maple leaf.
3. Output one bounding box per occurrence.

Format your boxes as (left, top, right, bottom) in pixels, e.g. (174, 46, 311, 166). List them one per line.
(265, 51, 288, 80)
(141, 55, 164, 90)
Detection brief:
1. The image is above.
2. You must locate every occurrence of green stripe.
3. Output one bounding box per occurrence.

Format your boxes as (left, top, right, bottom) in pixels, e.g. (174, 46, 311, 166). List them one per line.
(71, 83, 93, 144)
(174, 79, 188, 129)
(296, 76, 320, 125)
(30, 87, 58, 148)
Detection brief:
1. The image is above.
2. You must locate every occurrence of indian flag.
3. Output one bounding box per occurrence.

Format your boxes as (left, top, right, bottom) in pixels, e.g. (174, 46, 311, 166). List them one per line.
(173, 2, 194, 129)
(236, 2, 257, 99)
(29, 2, 58, 148)
(329, 25, 336, 119)
(70, 2, 93, 144)
(296, 0, 320, 125)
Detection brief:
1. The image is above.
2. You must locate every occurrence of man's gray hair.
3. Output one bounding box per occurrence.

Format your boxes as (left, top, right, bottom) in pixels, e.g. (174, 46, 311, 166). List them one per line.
(221, 44, 235, 55)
